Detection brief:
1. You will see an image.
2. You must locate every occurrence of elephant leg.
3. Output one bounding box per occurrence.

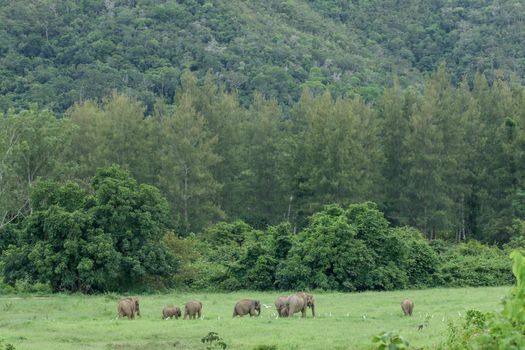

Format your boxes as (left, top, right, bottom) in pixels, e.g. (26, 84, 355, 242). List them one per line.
(301, 308, 306, 318)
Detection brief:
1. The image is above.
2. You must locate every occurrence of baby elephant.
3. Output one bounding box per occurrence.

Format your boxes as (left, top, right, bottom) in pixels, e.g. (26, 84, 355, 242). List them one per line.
(274, 296, 289, 317)
(184, 300, 202, 319)
(233, 299, 261, 317)
(401, 298, 414, 316)
(117, 297, 140, 320)
(162, 306, 182, 320)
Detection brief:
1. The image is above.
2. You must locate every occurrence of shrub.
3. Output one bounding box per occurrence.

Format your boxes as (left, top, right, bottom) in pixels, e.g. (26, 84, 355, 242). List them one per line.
(371, 331, 410, 350)
(276, 203, 420, 291)
(436, 241, 513, 287)
(393, 227, 440, 287)
(253, 345, 278, 350)
(201, 332, 227, 350)
(441, 251, 525, 349)
(1, 166, 178, 292)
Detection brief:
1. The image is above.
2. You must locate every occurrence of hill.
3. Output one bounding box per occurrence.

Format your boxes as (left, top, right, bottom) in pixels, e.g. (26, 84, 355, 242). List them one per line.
(1, 0, 524, 113)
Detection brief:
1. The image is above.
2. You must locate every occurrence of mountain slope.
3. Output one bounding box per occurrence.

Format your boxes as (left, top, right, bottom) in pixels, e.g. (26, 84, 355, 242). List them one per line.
(0, 0, 524, 113)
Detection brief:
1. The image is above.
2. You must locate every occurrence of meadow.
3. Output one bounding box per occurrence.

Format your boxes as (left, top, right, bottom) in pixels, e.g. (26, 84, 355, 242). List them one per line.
(0, 286, 508, 350)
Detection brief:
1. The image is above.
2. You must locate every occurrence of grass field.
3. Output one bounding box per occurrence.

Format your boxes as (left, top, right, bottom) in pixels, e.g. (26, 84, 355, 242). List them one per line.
(0, 286, 508, 350)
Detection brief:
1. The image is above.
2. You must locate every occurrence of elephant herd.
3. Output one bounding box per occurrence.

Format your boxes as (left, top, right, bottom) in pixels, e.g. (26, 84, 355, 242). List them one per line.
(117, 294, 414, 320)
(117, 297, 202, 320)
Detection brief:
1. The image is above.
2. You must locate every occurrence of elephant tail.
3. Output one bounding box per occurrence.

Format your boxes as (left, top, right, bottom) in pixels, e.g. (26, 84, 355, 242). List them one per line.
(233, 307, 237, 317)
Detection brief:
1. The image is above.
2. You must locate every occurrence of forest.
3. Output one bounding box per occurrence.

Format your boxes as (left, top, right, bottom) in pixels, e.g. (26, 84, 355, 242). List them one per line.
(1, 68, 524, 294)
(1, 0, 525, 295)
(1, 0, 525, 113)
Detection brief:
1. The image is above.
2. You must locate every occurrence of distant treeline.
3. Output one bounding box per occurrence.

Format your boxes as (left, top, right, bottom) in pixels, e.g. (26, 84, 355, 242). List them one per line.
(1, 68, 525, 292)
(2, 69, 525, 243)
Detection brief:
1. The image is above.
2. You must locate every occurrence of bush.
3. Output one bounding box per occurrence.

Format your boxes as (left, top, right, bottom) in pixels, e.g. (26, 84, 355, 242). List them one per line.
(371, 331, 410, 350)
(275, 203, 428, 291)
(436, 241, 513, 287)
(14, 279, 52, 294)
(441, 251, 525, 349)
(253, 345, 278, 350)
(192, 220, 279, 291)
(1, 166, 178, 292)
(0, 340, 16, 350)
(393, 227, 440, 287)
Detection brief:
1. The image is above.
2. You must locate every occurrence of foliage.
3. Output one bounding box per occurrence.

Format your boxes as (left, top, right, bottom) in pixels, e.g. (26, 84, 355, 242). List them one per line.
(442, 251, 525, 349)
(252, 346, 277, 350)
(1, 166, 178, 292)
(393, 227, 440, 287)
(2, 68, 525, 243)
(0, 340, 15, 350)
(436, 241, 514, 287)
(441, 310, 491, 350)
(371, 331, 410, 350)
(275, 203, 434, 291)
(2, 0, 525, 115)
(195, 220, 278, 291)
(201, 332, 227, 350)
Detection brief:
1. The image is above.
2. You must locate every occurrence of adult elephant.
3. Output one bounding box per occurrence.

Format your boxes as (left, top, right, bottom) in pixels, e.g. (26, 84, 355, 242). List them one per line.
(274, 296, 289, 317)
(184, 300, 202, 319)
(233, 299, 261, 317)
(401, 299, 414, 316)
(117, 297, 140, 319)
(287, 292, 315, 318)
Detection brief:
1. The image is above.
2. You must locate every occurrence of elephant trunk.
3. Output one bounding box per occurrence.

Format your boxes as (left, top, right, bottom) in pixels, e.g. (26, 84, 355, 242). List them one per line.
(311, 303, 315, 317)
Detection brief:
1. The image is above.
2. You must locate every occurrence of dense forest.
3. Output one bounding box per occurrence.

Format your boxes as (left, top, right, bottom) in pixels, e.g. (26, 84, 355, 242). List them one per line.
(1, 0, 525, 112)
(1, 0, 525, 293)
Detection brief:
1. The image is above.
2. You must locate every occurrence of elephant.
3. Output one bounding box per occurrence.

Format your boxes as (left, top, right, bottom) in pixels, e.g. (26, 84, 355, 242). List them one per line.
(117, 297, 140, 319)
(233, 299, 261, 317)
(162, 306, 182, 319)
(274, 296, 289, 317)
(401, 299, 414, 316)
(286, 292, 315, 318)
(184, 300, 202, 319)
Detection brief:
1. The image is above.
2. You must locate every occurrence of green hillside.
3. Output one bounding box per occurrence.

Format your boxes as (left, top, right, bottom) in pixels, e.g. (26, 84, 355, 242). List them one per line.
(1, 0, 524, 113)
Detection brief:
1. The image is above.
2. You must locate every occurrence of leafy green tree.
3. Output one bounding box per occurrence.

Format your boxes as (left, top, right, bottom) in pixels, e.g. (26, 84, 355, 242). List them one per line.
(91, 165, 178, 289)
(276, 203, 414, 291)
(0, 107, 72, 230)
(156, 85, 223, 234)
(2, 180, 119, 292)
(236, 93, 287, 227)
(67, 93, 149, 182)
(284, 90, 383, 229)
(2, 166, 178, 292)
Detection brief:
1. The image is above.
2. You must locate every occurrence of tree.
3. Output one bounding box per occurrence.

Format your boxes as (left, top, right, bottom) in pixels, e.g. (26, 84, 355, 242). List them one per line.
(2, 166, 178, 292)
(283, 90, 383, 229)
(0, 107, 72, 230)
(235, 93, 287, 227)
(156, 87, 223, 234)
(67, 93, 149, 182)
(276, 203, 419, 291)
(2, 180, 119, 292)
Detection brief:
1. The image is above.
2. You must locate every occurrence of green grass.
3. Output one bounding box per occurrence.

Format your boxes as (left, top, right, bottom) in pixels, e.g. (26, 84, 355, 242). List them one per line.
(0, 286, 508, 350)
